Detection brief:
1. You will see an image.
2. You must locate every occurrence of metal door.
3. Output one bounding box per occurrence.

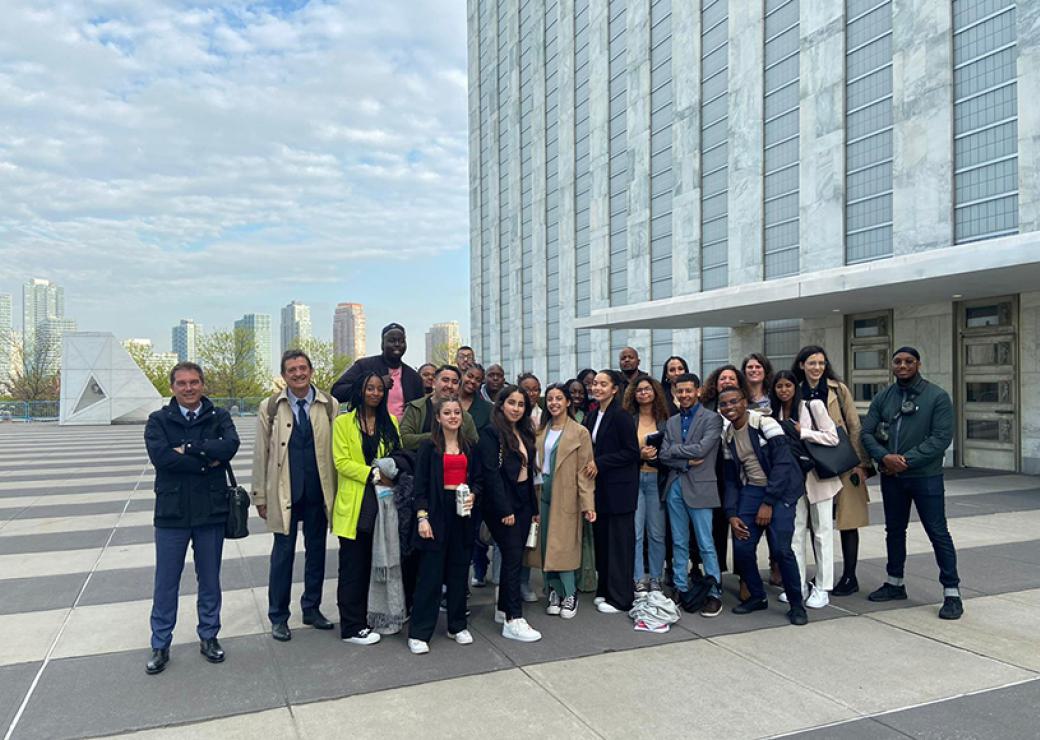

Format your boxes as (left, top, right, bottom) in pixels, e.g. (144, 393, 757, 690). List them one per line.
(958, 297, 1018, 471)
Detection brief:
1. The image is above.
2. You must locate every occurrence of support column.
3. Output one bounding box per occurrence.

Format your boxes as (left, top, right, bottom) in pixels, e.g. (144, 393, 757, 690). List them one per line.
(557, 0, 578, 376)
(626, 0, 652, 360)
(531, 7, 548, 380)
(467, 0, 484, 354)
(1017, 1, 1040, 234)
(588, 1, 611, 368)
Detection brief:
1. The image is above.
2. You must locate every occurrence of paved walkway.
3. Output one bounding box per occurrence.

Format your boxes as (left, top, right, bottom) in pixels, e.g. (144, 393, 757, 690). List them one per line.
(0, 422, 1038, 739)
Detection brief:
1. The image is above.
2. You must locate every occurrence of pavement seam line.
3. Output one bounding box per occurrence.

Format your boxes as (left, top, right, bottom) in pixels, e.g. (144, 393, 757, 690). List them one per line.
(2, 458, 150, 740)
(516, 664, 607, 739)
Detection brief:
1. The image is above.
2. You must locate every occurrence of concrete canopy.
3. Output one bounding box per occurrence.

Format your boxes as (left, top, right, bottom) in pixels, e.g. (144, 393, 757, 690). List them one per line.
(574, 233, 1040, 331)
(60, 332, 163, 425)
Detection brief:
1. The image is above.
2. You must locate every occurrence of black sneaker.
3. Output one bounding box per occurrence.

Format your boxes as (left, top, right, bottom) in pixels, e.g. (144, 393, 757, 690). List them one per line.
(831, 575, 859, 596)
(731, 598, 768, 615)
(787, 606, 808, 626)
(868, 583, 908, 602)
(938, 596, 963, 620)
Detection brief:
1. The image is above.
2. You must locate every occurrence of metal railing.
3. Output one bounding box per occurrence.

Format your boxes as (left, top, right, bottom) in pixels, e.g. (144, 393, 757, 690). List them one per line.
(0, 397, 267, 422)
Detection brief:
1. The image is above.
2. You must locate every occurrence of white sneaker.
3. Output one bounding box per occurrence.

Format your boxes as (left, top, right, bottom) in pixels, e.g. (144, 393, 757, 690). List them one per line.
(546, 589, 561, 616)
(778, 586, 809, 604)
(407, 638, 429, 655)
(494, 609, 506, 624)
(343, 629, 381, 646)
(560, 594, 578, 619)
(448, 629, 474, 645)
(806, 586, 830, 609)
(596, 601, 621, 614)
(520, 585, 538, 603)
(593, 596, 606, 606)
(502, 617, 542, 642)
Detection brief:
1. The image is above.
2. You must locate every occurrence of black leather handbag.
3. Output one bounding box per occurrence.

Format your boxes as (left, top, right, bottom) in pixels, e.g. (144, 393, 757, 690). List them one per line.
(224, 464, 250, 539)
(803, 405, 860, 480)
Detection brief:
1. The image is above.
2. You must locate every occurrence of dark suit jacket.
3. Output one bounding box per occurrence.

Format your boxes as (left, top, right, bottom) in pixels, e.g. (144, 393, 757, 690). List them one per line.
(477, 425, 537, 522)
(330, 355, 423, 404)
(583, 402, 639, 515)
(413, 439, 483, 552)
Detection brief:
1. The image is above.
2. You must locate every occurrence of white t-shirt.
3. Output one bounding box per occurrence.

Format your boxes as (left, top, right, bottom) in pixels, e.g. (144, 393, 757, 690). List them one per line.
(542, 427, 563, 475)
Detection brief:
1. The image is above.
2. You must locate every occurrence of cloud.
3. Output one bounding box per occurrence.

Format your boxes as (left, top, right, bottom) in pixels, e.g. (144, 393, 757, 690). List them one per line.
(0, 0, 471, 353)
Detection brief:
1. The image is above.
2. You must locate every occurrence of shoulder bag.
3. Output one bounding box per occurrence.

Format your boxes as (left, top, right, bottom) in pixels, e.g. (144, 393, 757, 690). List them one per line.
(224, 463, 251, 539)
(802, 403, 860, 480)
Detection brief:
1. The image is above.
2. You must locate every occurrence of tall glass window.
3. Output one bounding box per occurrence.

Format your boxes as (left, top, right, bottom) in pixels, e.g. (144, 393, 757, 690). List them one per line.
(763, 319, 801, 371)
(497, 0, 512, 359)
(479, 1, 495, 356)
(520, 1, 535, 369)
(700, 0, 729, 290)
(952, 0, 1019, 243)
(574, 0, 592, 370)
(608, 0, 628, 308)
(701, 327, 730, 377)
(763, 0, 800, 279)
(545, 0, 561, 379)
(650, 0, 673, 301)
(845, 0, 893, 263)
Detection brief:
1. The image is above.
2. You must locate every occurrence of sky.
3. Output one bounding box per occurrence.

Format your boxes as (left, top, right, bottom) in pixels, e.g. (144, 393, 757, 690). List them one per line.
(0, 0, 471, 359)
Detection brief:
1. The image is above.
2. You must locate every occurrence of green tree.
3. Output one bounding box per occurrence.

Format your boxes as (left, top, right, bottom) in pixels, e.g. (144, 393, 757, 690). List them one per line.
(299, 337, 352, 394)
(0, 330, 60, 402)
(125, 343, 176, 395)
(198, 327, 272, 400)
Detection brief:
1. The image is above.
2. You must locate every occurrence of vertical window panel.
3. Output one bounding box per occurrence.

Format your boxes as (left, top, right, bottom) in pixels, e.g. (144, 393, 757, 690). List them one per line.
(701, 0, 729, 291)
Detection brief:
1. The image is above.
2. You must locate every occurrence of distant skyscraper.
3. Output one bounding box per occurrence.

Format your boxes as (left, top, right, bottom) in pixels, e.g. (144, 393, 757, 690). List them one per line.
(39, 318, 77, 372)
(0, 293, 12, 383)
(234, 313, 273, 377)
(280, 301, 312, 354)
(171, 319, 202, 363)
(22, 278, 64, 358)
(425, 322, 461, 365)
(333, 303, 366, 361)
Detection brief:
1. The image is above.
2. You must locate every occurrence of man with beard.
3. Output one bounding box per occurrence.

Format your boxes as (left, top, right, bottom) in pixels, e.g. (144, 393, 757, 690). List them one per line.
(331, 323, 422, 421)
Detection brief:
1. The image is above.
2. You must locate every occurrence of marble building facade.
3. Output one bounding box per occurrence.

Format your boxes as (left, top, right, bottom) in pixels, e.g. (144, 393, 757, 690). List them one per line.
(468, 0, 1040, 473)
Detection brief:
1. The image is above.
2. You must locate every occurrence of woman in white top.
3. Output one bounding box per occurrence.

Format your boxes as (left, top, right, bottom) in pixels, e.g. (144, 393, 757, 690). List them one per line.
(771, 370, 841, 609)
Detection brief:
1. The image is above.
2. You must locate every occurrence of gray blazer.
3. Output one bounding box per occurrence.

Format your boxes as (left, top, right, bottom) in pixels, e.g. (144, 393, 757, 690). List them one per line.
(659, 407, 724, 509)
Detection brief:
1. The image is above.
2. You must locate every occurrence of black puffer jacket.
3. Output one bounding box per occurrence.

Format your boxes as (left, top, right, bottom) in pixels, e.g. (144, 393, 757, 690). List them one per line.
(144, 397, 241, 528)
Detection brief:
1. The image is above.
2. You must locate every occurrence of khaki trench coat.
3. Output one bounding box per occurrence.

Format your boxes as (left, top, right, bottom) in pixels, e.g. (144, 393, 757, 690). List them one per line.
(825, 379, 872, 530)
(536, 417, 596, 572)
(251, 388, 339, 535)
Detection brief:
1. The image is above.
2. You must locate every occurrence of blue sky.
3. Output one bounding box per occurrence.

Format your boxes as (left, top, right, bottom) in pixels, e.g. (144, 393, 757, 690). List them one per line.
(0, 0, 470, 359)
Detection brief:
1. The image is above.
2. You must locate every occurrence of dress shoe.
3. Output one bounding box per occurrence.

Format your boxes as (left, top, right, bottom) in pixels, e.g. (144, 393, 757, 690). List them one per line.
(938, 596, 964, 620)
(787, 606, 809, 626)
(831, 575, 859, 596)
(271, 622, 291, 642)
(199, 638, 225, 663)
(302, 610, 334, 630)
(868, 583, 907, 603)
(145, 648, 169, 675)
(731, 598, 769, 615)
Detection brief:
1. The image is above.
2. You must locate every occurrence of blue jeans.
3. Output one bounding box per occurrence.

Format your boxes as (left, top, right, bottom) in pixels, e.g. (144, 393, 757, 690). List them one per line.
(634, 472, 666, 581)
(731, 484, 802, 607)
(881, 474, 959, 589)
(666, 480, 721, 597)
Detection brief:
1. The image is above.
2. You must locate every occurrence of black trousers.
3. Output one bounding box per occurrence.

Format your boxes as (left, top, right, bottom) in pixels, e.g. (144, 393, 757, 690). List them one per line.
(594, 511, 636, 610)
(337, 530, 373, 638)
(410, 507, 471, 641)
(486, 507, 532, 620)
(268, 493, 328, 624)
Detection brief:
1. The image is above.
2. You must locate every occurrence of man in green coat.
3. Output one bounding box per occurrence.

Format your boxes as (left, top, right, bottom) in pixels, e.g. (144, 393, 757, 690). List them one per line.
(400, 365, 478, 450)
(860, 347, 962, 620)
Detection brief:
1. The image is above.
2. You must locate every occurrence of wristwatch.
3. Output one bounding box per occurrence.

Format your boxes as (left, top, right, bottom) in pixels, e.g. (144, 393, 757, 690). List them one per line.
(417, 509, 429, 521)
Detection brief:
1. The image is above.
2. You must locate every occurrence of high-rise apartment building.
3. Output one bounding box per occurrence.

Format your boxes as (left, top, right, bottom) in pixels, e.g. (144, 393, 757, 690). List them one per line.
(22, 278, 64, 358)
(234, 313, 273, 377)
(171, 319, 202, 363)
(280, 301, 312, 354)
(0, 293, 12, 383)
(425, 321, 462, 365)
(469, 1, 1040, 473)
(39, 318, 77, 372)
(333, 302, 366, 361)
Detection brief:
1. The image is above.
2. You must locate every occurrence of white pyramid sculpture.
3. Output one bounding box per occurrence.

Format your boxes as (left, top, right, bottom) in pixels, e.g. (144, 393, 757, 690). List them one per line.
(60, 332, 163, 425)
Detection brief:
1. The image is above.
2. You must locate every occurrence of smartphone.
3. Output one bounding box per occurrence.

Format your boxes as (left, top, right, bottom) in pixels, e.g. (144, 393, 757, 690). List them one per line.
(850, 472, 861, 487)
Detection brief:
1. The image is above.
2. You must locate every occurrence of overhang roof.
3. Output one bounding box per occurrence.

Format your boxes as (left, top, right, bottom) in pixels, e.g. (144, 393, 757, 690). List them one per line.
(574, 232, 1039, 330)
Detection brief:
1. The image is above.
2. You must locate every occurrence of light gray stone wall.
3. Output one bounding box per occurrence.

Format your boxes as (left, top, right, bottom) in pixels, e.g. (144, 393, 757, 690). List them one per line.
(505, 0, 525, 368)
(557, 0, 578, 377)
(588, 1, 611, 368)
(801, 315, 845, 378)
(530, 8, 549, 380)
(485, 3, 503, 362)
(1017, 2, 1040, 235)
(468, 0, 483, 350)
(799, 1, 845, 271)
(891, 0, 954, 255)
(727, 1, 764, 286)
(731, 325, 764, 369)
(625, 0, 652, 360)
(1019, 291, 1040, 474)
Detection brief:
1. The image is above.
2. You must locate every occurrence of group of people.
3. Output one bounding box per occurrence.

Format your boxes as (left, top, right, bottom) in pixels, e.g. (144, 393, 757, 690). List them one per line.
(142, 323, 962, 674)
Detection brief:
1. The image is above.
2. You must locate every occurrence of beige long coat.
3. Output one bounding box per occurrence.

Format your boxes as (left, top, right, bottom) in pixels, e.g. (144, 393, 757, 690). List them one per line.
(251, 388, 339, 535)
(824, 379, 872, 530)
(536, 416, 596, 572)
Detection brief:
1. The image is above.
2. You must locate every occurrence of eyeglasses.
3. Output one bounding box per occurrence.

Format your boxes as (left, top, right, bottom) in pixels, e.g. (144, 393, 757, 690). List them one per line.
(635, 387, 654, 394)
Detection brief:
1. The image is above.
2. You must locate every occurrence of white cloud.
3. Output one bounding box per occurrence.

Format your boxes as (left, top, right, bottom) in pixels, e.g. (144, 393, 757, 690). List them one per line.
(0, 0, 471, 351)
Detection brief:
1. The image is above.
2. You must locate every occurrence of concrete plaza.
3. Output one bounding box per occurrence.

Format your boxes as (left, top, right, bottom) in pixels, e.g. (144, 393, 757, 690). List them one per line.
(0, 421, 1038, 739)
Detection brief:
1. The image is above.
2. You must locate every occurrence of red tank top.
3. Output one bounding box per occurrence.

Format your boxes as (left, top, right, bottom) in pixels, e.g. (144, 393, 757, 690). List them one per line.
(443, 453, 468, 487)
